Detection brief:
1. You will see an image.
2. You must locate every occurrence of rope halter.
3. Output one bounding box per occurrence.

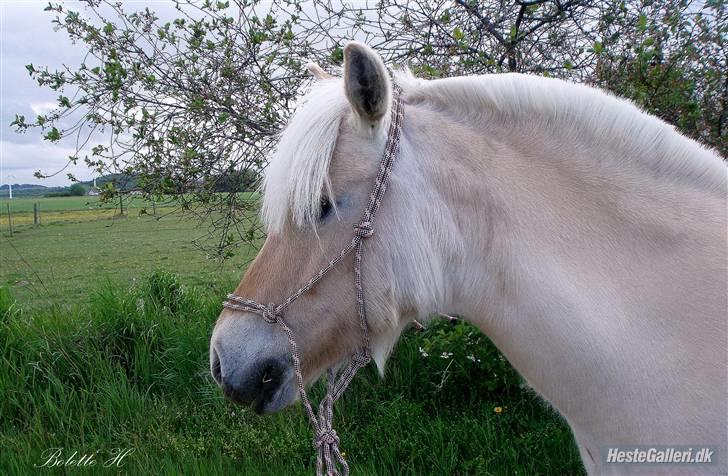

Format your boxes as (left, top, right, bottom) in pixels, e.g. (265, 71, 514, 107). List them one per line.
(222, 85, 405, 476)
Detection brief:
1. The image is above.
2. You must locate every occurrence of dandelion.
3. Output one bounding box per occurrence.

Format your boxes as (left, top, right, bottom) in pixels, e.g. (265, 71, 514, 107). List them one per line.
(494, 406, 503, 414)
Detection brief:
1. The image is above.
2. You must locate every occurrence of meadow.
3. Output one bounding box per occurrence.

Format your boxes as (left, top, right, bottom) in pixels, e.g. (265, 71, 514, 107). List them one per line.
(1, 195, 176, 227)
(0, 196, 583, 475)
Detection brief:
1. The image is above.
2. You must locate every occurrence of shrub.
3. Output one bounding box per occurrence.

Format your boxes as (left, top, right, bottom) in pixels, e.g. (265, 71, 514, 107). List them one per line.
(44, 190, 72, 197)
(145, 270, 196, 315)
(412, 319, 523, 402)
(69, 183, 87, 196)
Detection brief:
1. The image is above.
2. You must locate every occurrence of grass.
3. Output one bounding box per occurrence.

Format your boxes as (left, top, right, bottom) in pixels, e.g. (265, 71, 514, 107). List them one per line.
(0, 203, 583, 474)
(1, 196, 113, 213)
(0, 213, 255, 309)
(0, 276, 583, 475)
(0, 196, 175, 227)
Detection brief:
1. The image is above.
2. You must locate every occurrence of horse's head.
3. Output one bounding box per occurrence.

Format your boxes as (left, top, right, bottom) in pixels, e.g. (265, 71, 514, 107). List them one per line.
(209, 43, 440, 414)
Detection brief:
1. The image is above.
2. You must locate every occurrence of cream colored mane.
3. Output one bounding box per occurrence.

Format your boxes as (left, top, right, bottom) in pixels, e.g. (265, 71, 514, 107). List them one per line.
(261, 79, 350, 232)
(262, 70, 725, 234)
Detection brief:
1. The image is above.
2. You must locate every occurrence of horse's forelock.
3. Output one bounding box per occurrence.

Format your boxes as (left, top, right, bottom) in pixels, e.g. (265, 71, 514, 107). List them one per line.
(262, 79, 350, 233)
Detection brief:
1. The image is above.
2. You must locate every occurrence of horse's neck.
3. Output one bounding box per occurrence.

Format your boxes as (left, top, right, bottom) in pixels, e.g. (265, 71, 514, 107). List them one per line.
(411, 102, 726, 436)
(413, 102, 726, 316)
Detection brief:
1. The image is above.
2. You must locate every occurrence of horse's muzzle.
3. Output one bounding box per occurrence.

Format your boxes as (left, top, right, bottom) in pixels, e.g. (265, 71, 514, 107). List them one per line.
(211, 348, 295, 414)
(210, 317, 297, 414)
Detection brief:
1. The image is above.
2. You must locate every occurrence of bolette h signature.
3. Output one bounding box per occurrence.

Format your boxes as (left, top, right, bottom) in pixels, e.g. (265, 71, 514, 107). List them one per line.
(35, 447, 135, 469)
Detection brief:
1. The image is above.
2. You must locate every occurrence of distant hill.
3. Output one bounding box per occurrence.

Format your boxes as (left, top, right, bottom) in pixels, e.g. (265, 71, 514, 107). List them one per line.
(0, 174, 139, 198)
(1, 170, 258, 198)
(78, 173, 138, 191)
(0, 183, 65, 198)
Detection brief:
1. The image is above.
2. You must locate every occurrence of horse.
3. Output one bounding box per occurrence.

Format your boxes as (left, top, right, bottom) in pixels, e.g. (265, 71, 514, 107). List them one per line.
(209, 42, 727, 475)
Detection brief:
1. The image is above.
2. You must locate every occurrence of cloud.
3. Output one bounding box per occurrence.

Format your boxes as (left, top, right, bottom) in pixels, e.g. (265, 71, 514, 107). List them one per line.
(30, 102, 58, 117)
(1, 2, 86, 184)
(0, 140, 97, 186)
(0, 1, 222, 188)
(1, 2, 183, 187)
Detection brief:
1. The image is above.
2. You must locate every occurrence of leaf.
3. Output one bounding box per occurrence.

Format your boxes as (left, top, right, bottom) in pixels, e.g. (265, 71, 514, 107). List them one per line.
(330, 46, 343, 64)
(453, 27, 464, 41)
(44, 127, 61, 142)
(10, 114, 25, 127)
(637, 14, 648, 32)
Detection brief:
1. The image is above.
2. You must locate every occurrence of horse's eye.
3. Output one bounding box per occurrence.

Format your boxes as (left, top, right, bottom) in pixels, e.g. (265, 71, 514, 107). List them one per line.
(319, 196, 333, 221)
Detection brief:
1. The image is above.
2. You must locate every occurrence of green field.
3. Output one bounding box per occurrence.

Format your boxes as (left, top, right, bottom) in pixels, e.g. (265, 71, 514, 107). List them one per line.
(1, 215, 252, 309)
(0, 197, 582, 475)
(0, 196, 179, 227)
(0, 195, 169, 213)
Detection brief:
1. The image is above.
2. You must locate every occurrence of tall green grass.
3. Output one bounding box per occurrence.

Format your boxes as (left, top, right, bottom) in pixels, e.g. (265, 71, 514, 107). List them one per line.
(0, 273, 583, 475)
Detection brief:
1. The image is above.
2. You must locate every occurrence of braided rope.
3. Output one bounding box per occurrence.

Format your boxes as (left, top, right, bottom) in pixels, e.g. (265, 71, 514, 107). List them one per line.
(222, 85, 404, 476)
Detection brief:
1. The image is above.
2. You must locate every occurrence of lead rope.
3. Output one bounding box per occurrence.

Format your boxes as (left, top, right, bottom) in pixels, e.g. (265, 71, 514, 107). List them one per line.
(223, 85, 405, 476)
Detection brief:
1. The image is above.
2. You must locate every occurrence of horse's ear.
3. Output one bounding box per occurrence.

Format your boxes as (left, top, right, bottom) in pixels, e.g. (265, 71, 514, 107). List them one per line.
(343, 42, 391, 125)
(306, 63, 332, 80)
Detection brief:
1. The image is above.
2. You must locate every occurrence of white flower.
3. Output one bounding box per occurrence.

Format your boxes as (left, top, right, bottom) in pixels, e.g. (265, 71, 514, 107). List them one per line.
(440, 352, 453, 359)
(418, 347, 429, 357)
(467, 354, 476, 362)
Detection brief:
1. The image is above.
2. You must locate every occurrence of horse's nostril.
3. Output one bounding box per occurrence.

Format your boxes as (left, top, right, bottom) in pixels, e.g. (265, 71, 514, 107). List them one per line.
(211, 348, 222, 385)
(212, 351, 291, 412)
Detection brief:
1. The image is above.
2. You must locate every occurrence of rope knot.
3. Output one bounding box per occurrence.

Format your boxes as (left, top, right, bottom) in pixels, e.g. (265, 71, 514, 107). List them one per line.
(351, 349, 371, 367)
(262, 303, 280, 324)
(314, 429, 340, 448)
(353, 222, 374, 239)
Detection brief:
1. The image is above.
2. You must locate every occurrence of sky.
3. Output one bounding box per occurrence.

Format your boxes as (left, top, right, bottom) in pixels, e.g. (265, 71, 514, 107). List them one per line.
(0, 0, 369, 188)
(1, 0, 85, 186)
(0, 0, 182, 187)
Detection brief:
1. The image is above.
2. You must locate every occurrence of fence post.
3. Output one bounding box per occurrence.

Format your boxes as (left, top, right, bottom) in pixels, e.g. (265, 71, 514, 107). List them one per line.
(6, 203, 13, 237)
(152, 199, 157, 216)
(33, 203, 39, 225)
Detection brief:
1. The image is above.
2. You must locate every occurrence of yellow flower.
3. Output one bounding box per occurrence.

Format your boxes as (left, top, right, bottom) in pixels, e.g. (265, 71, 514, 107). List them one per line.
(494, 406, 503, 414)
(341, 452, 346, 459)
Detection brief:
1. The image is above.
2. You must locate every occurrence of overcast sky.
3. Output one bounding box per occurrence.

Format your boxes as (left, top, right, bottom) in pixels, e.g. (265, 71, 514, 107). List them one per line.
(0, 1, 183, 187)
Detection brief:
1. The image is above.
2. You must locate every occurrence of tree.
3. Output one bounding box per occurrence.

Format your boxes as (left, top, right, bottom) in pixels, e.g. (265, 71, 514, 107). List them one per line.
(12, 0, 726, 258)
(69, 183, 87, 196)
(593, 0, 726, 152)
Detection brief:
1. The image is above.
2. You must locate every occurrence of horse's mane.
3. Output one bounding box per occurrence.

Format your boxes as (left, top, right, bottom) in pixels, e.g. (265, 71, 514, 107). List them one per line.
(262, 78, 350, 233)
(262, 70, 726, 232)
